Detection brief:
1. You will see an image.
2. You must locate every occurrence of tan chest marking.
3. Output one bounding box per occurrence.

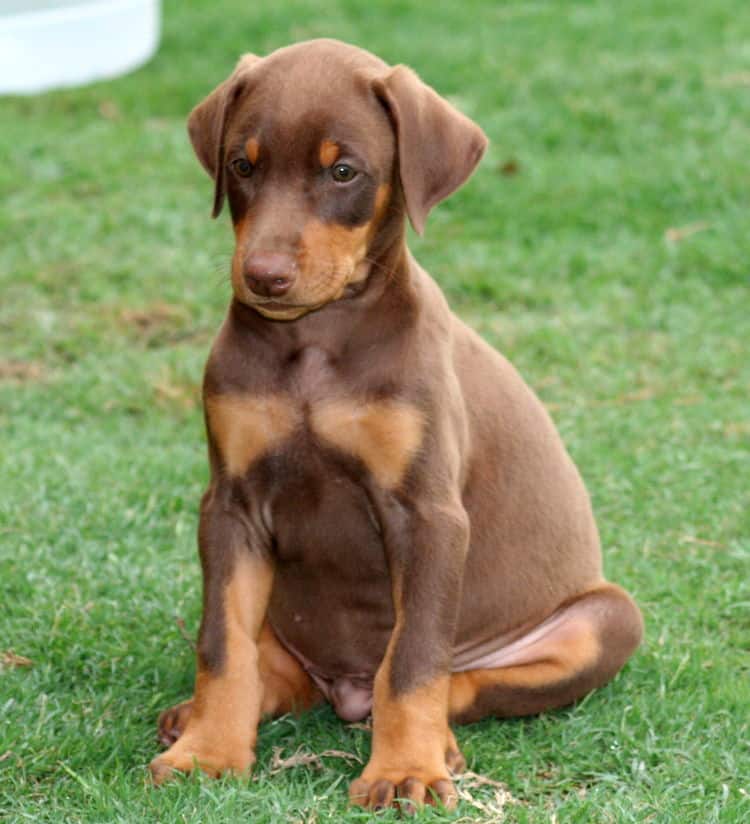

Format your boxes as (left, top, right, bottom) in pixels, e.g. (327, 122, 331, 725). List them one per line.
(206, 393, 424, 486)
(311, 398, 425, 489)
(206, 394, 300, 476)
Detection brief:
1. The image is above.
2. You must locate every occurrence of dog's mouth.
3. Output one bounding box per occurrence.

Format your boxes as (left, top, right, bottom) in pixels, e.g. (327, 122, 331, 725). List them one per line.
(246, 280, 354, 319)
(233, 259, 368, 320)
(249, 298, 323, 321)
(248, 283, 366, 319)
(253, 298, 302, 308)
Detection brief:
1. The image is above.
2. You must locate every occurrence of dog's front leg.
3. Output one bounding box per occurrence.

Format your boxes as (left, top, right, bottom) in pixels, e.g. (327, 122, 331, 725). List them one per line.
(350, 497, 469, 812)
(150, 488, 273, 783)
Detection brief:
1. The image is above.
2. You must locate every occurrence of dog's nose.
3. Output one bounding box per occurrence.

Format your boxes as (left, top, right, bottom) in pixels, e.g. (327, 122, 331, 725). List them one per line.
(244, 252, 296, 298)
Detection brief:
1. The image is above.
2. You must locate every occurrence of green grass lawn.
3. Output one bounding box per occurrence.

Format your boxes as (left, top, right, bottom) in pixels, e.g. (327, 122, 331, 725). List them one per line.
(1, 0, 749, 821)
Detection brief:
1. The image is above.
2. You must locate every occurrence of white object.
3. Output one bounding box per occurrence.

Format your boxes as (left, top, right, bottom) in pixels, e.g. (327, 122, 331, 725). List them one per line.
(0, 0, 161, 95)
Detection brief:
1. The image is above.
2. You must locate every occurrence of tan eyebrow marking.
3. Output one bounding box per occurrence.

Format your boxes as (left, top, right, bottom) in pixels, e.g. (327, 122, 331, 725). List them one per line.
(319, 139, 340, 168)
(245, 137, 260, 164)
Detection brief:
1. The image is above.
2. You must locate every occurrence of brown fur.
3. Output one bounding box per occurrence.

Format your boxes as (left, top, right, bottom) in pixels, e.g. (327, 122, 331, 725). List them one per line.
(150, 39, 643, 811)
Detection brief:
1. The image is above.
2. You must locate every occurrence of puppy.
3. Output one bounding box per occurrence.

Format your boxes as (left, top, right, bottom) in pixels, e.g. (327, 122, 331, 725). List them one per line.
(150, 39, 643, 812)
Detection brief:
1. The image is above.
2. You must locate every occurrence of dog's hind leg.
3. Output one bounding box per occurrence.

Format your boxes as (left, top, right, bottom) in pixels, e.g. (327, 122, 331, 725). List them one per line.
(449, 582, 643, 724)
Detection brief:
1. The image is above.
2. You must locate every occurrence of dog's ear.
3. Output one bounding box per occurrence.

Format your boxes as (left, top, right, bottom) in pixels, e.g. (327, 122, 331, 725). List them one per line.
(187, 54, 261, 218)
(372, 66, 488, 235)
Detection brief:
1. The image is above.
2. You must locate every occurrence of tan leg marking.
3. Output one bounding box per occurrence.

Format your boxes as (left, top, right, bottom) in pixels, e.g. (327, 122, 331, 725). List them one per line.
(319, 139, 340, 167)
(449, 643, 599, 720)
(350, 674, 456, 811)
(311, 399, 424, 489)
(449, 582, 643, 721)
(206, 394, 300, 476)
(350, 584, 456, 812)
(149, 554, 273, 783)
(257, 622, 324, 716)
(449, 614, 599, 718)
(156, 622, 323, 749)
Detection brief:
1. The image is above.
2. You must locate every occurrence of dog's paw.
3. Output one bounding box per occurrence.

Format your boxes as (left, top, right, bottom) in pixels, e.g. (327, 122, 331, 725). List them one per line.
(445, 742, 467, 775)
(149, 735, 255, 785)
(445, 727, 467, 775)
(349, 771, 457, 813)
(157, 698, 193, 747)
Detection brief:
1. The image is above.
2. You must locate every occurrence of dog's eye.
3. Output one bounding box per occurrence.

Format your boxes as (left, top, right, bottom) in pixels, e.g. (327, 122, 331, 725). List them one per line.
(331, 163, 357, 183)
(231, 158, 254, 177)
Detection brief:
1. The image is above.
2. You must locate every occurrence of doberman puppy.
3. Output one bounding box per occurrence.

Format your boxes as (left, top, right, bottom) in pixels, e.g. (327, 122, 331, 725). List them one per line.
(149, 39, 643, 811)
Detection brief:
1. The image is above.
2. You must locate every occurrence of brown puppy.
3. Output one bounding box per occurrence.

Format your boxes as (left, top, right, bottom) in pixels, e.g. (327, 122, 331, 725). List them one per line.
(149, 39, 643, 811)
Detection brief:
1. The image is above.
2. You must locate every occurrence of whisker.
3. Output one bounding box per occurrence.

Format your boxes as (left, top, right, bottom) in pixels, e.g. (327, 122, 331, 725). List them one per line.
(208, 254, 233, 290)
(210, 255, 232, 272)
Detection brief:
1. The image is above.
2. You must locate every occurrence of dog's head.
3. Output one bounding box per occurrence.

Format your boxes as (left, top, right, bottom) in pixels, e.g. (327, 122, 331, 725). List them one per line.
(188, 39, 487, 320)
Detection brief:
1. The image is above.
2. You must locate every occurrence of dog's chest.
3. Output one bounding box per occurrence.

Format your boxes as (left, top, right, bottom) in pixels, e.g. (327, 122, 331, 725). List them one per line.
(205, 348, 409, 683)
(206, 356, 424, 490)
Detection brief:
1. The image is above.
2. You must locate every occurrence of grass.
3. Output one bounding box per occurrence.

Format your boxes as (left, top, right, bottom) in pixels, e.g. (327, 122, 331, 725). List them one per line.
(1, 0, 749, 821)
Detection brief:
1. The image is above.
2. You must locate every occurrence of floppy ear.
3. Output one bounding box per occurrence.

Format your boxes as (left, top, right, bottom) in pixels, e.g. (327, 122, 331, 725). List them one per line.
(372, 66, 488, 235)
(187, 54, 261, 218)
